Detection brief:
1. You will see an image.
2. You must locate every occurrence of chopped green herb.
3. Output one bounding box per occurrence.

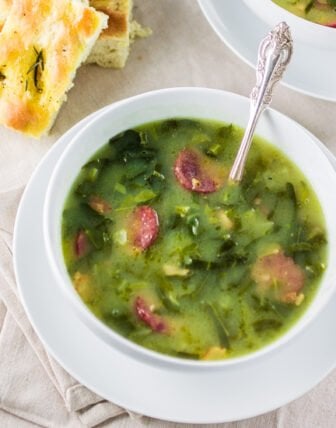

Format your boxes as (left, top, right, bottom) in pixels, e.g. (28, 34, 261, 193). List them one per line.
(27, 47, 44, 93)
(114, 183, 127, 194)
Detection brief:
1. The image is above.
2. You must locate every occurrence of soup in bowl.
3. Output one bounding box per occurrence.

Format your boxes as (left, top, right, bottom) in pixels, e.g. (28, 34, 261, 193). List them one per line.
(44, 88, 336, 368)
(243, 0, 336, 49)
(273, 0, 336, 27)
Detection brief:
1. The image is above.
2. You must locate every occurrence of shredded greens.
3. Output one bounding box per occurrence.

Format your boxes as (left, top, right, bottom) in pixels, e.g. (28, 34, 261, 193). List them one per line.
(62, 119, 327, 360)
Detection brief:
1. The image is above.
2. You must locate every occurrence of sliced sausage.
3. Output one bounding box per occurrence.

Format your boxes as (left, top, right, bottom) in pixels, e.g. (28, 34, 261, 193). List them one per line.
(174, 148, 225, 193)
(129, 205, 159, 251)
(88, 195, 111, 215)
(134, 296, 168, 333)
(75, 230, 89, 258)
(251, 251, 305, 303)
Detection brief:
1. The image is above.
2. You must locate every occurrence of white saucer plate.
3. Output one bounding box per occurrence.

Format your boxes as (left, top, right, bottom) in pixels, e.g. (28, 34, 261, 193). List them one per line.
(198, 0, 336, 102)
(13, 107, 336, 424)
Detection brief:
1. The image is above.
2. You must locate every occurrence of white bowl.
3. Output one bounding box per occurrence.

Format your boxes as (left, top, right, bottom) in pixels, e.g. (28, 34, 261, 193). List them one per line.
(243, 0, 336, 50)
(44, 87, 336, 370)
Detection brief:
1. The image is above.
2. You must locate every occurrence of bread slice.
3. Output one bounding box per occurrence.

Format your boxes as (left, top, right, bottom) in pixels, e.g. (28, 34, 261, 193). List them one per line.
(0, 0, 107, 138)
(0, 0, 11, 31)
(1, 0, 151, 70)
(87, 0, 151, 68)
(87, 0, 132, 68)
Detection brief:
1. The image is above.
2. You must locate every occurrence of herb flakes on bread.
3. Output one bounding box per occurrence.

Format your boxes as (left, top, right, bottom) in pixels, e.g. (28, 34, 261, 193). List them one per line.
(0, 0, 108, 138)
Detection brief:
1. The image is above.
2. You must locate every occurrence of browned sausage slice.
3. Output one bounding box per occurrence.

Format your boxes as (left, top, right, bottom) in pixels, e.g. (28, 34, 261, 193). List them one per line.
(252, 252, 305, 303)
(134, 296, 168, 333)
(174, 148, 225, 193)
(130, 205, 159, 251)
(75, 230, 89, 258)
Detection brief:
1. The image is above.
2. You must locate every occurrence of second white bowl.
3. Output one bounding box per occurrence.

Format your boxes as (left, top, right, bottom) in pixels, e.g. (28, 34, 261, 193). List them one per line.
(243, 0, 336, 50)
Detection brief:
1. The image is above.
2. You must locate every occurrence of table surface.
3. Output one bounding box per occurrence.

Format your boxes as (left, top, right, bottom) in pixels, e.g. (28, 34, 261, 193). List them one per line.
(1, 1, 335, 427)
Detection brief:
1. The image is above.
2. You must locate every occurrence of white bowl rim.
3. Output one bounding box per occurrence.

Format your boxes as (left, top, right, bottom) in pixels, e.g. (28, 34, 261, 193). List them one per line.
(197, 0, 336, 103)
(43, 87, 336, 370)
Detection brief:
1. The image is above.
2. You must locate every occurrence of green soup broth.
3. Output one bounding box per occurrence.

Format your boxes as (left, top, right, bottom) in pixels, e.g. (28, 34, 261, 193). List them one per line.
(62, 119, 327, 361)
(273, 0, 336, 27)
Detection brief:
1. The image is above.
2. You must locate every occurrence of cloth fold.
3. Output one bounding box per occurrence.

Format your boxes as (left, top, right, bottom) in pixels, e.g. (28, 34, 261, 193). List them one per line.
(0, 189, 127, 427)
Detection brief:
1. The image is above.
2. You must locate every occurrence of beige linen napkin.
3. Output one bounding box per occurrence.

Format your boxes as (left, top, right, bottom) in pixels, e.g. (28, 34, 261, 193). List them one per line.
(1, 1, 336, 427)
(0, 188, 130, 427)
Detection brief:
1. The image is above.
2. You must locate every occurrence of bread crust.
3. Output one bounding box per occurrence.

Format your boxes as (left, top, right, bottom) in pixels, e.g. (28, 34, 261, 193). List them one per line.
(87, 0, 132, 68)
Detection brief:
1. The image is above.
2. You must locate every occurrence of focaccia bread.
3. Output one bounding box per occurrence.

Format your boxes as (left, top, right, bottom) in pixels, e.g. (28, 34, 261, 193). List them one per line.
(87, 0, 152, 68)
(87, 0, 133, 68)
(0, 0, 107, 138)
(1, 0, 151, 70)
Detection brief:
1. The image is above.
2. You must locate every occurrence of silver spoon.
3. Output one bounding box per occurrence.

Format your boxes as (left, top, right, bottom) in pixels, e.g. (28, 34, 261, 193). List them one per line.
(229, 22, 293, 183)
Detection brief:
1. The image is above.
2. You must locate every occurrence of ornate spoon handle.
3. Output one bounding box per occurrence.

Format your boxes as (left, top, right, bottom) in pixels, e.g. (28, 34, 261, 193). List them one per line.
(229, 22, 293, 183)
